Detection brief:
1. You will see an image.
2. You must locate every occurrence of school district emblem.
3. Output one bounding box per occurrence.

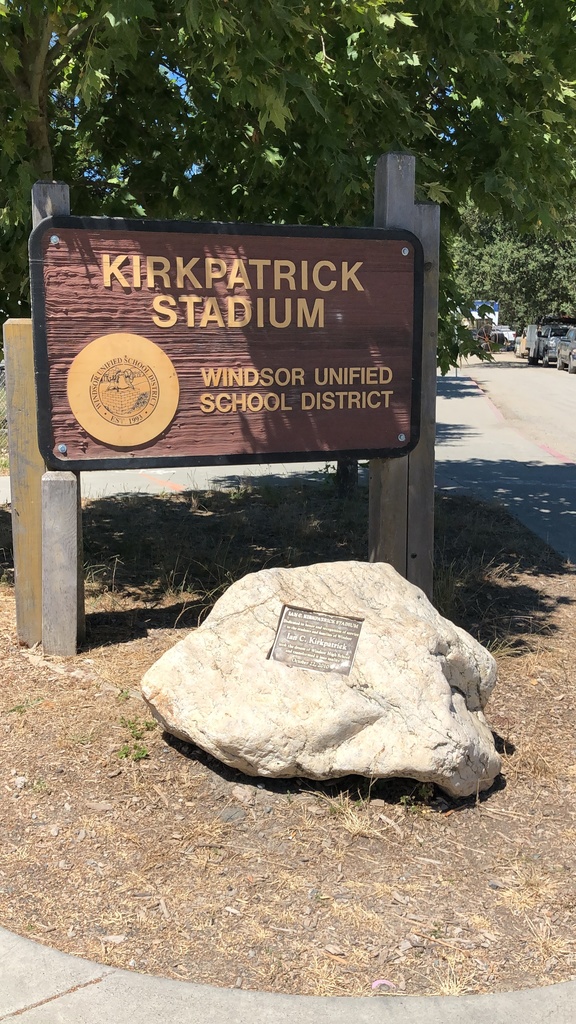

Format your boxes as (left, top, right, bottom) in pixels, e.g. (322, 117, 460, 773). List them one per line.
(67, 333, 179, 447)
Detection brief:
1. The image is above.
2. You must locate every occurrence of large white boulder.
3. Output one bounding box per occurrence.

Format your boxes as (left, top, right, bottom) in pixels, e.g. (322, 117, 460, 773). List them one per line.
(141, 561, 501, 798)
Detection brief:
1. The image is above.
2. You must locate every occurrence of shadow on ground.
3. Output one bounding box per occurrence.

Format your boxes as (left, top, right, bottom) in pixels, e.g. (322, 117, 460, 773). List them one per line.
(2, 483, 573, 653)
(163, 729, 509, 813)
(79, 483, 573, 653)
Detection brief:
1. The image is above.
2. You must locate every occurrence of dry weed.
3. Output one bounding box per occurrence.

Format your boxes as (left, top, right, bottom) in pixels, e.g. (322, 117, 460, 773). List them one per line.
(430, 954, 476, 996)
(319, 792, 385, 840)
(496, 861, 560, 914)
(524, 917, 574, 962)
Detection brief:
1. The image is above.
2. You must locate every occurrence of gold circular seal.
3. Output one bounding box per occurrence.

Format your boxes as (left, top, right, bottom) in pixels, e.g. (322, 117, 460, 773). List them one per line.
(67, 333, 179, 447)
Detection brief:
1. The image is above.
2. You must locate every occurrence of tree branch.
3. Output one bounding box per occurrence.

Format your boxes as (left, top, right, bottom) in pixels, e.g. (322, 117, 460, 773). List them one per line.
(47, 8, 107, 84)
(28, 13, 53, 108)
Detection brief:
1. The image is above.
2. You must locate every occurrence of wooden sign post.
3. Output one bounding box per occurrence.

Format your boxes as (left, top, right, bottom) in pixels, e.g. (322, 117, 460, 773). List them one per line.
(33, 183, 85, 655)
(3, 182, 85, 653)
(2, 317, 44, 647)
(369, 154, 440, 598)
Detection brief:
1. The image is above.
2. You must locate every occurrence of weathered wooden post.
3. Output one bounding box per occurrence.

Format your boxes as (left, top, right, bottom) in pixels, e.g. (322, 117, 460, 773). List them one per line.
(2, 318, 44, 646)
(33, 182, 85, 654)
(369, 154, 440, 598)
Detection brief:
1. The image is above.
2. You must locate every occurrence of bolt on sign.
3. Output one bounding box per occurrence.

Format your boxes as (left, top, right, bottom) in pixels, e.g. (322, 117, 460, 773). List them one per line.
(29, 218, 423, 470)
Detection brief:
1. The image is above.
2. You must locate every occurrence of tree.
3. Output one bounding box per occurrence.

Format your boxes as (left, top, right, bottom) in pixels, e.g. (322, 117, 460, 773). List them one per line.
(452, 205, 576, 328)
(3, 0, 576, 366)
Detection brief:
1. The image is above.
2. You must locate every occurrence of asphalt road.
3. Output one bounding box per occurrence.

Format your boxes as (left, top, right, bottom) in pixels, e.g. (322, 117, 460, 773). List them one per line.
(435, 354, 576, 563)
(461, 354, 576, 461)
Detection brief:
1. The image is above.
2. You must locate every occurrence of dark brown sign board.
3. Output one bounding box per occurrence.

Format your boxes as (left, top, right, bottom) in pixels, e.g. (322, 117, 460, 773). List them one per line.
(29, 217, 423, 471)
(270, 605, 363, 675)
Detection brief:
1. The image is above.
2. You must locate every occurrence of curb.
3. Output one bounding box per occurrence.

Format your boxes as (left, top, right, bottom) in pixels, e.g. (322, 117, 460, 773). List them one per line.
(1, 926, 574, 1024)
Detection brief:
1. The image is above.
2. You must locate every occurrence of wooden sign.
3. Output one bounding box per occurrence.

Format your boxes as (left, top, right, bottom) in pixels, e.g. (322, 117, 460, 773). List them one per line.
(29, 217, 423, 470)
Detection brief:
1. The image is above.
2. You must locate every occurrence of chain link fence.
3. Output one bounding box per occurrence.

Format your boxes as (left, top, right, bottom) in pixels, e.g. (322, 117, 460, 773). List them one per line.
(0, 361, 8, 468)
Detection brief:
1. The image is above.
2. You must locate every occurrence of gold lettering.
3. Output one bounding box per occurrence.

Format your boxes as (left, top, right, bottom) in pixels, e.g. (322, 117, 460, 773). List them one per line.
(176, 257, 201, 289)
(227, 296, 252, 327)
(312, 260, 337, 291)
(248, 258, 271, 289)
(102, 254, 130, 288)
(215, 393, 233, 413)
(146, 256, 171, 288)
(247, 393, 264, 412)
(132, 255, 142, 289)
(201, 368, 225, 386)
(152, 294, 177, 328)
(200, 394, 215, 412)
(227, 259, 252, 290)
(297, 297, 324, 327)
(341, 261, 364, 291)
(199, 297, 225, 328)
(300, 389, 392, 410)
(200, 391, 293, 413)
(205, 258, 227, 287)
(269, 298, 291, 328)
(273, 260, 296, 290)
(179, 294, 203, 326)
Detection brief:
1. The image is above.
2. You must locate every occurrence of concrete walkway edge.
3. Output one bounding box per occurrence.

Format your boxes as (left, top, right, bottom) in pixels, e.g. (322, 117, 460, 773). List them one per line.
(1, 926, 574, 1023)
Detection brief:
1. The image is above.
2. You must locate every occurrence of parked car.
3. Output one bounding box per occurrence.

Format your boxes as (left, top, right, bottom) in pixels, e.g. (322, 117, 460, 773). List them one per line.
(556, 327, 576, 372)
(528, 323, 572, 366)
(490, 325, 516, 350)
(512, 329, 528, 358)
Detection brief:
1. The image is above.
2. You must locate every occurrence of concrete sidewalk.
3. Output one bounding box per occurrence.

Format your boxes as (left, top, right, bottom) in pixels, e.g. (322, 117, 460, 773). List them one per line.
(1, 925, 574, 1023)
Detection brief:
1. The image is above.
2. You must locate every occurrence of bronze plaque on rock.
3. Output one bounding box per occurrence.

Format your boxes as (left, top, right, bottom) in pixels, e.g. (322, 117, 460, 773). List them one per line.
(270, 605, 363, 675)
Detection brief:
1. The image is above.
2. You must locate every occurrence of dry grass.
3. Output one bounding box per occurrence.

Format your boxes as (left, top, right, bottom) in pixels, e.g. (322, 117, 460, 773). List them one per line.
(496, 861, 561, 915)
(430, 955, 476, 996)
(0, 486, 576, 997)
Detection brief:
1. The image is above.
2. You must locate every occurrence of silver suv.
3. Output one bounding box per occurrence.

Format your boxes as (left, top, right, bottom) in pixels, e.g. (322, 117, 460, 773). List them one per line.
(556, 327, 576, 372)
(539, 324, 571, 366)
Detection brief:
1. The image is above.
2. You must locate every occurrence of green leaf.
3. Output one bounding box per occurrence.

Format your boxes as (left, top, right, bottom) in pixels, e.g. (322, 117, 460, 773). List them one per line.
(0, 45, 20, 74)
(424, 181, 453, 204)
(541, 108, 565, 124)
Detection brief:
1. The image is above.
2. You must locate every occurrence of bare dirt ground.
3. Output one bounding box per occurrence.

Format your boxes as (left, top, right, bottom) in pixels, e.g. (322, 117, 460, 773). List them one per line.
(0, 484, 575, 998)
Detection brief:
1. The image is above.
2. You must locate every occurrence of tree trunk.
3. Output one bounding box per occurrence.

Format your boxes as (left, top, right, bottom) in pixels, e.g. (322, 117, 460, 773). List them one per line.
(27, 114, 54, 179)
